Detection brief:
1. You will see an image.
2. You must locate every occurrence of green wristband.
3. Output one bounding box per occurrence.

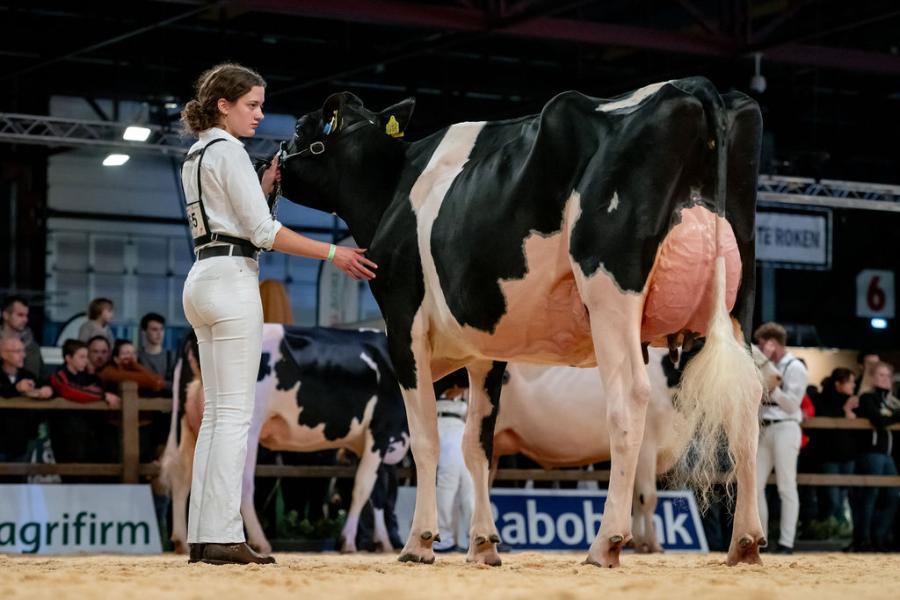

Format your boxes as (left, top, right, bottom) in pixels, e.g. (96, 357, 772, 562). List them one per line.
(327, 244, 337, 262)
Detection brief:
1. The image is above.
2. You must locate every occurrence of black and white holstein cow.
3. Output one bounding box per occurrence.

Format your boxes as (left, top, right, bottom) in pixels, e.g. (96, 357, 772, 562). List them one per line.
(279, 77, 765, 567)
(160, 325, 409, 555)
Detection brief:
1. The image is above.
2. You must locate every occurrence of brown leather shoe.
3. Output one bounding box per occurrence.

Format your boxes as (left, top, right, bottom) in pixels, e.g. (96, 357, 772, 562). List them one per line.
(188, 543, 206, 563)
(201, 542, 276, 565)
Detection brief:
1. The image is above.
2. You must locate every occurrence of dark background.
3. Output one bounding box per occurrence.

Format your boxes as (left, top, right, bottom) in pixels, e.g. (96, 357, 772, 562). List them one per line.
(2, 0, 899, 349)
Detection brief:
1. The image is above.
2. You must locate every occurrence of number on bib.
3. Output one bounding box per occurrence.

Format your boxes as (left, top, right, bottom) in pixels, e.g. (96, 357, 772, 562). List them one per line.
(186, 203, 207, 239)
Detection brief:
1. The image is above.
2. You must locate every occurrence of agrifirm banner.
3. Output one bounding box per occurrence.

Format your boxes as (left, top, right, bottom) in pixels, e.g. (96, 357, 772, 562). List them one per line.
(396, 487, 707, 552)
(0, 484, 162, 555)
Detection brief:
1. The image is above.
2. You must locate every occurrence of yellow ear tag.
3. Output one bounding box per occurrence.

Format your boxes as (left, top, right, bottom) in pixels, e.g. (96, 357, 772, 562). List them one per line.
(385, 115, 404, 138)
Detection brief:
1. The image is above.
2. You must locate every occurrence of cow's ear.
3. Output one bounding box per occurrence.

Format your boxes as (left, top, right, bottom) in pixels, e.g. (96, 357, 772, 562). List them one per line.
(377, 97, 415, 139)
(321, 92, 364, 136)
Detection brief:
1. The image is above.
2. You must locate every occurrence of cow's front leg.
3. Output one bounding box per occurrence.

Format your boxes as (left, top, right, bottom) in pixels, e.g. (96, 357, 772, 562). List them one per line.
(396, 334, 440, 564)
(340, 432, 382, 553)
(462, 361, 506, 566)
(578, 282, 649, 568)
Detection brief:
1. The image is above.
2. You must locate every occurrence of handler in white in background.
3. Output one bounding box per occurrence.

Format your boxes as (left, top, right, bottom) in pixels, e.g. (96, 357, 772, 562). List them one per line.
(180, 63, 377, 566)
(754, 321, 807, 555)
(433, 382, 474, 553)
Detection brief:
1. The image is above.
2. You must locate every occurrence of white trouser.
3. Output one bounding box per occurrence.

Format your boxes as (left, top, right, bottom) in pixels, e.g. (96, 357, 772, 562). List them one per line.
(436, 416, 474, 549)
(182, 256, 262, 544)
(757, 420, 801, 548)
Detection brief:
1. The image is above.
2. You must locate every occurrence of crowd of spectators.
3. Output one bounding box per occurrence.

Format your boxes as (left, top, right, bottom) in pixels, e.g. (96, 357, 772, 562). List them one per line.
(751, 321, 900, 553)
(0, 295, 176, 485)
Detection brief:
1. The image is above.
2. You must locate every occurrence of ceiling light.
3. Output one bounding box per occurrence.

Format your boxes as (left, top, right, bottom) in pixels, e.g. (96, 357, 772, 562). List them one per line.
(123, 126, 151, 142)
(871, 317, 888, 330)
(102, 154, 130, 167)
(164, 102, 178, 110)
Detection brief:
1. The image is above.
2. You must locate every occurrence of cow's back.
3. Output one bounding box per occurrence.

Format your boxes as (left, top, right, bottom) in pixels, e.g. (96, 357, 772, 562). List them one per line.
(257, 325, 408, 459)
(409, 80, 749, 366)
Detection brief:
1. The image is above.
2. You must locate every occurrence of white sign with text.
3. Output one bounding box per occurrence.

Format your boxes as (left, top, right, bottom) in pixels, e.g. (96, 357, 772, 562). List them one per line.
(0, 484, 162, 555)
(756, 211, 830, 267)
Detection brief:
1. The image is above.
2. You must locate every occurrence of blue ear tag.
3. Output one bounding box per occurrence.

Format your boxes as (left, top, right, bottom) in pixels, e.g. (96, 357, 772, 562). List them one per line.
(323, 122, 332, 135)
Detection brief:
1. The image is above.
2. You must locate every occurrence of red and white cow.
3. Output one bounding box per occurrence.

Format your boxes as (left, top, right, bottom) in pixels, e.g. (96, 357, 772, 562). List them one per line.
(493, 345, 781, 553)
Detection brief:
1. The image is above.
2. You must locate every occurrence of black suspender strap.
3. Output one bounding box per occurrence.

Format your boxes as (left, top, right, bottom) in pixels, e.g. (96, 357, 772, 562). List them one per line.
(183, 138, 259, 252)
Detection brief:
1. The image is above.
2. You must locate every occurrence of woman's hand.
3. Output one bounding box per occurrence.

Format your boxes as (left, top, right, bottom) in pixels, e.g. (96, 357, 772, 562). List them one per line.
(105, 392, 122, 410)
(843, 395, 859, 418)
(332, 246, 378, 281)
(15, 379, 35, 394)
(260, 154, 281, 196)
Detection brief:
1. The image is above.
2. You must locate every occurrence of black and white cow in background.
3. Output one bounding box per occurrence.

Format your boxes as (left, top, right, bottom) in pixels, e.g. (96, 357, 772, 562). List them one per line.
(159, 325, 409, 554)
(279, 77, 765, 567)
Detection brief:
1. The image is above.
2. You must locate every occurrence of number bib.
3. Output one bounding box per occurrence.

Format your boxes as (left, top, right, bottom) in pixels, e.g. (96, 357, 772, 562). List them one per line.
(186, 202, 208, 240)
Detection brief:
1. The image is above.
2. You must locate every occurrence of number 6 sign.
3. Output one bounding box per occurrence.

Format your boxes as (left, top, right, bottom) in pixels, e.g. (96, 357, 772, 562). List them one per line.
(856, 270, 895, 318)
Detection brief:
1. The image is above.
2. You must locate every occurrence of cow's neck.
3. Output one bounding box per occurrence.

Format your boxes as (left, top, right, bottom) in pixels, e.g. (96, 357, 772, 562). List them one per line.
(332, 145, 406, 248)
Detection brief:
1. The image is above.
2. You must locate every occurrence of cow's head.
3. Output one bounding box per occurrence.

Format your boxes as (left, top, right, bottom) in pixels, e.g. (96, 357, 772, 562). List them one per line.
(280, 92, 416, 215)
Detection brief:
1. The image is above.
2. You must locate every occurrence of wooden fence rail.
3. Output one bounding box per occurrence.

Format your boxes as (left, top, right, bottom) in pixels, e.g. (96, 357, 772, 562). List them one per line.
(1, 391, 898, 486)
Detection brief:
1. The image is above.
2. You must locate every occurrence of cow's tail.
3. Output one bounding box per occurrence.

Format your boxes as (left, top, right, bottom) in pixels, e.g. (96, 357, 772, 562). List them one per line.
(671, 258, 761, 509)
(670, 80, 762, 509)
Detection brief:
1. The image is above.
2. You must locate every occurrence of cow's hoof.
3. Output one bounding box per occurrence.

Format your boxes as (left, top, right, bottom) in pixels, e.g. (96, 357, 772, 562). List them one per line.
(398, 532, 436, 564)
(419, 531, 439, 542)
(583, 534, 628, 568)
(466, 533, 502, 567)
(633, 538, 664, 554)
(726, 534, 765, 566)
(398, 552, 435, 564)
(337, 535, 358, 554)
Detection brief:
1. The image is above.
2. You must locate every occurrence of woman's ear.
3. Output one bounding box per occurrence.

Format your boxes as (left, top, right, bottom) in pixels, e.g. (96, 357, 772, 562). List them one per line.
(217, 97, 230, 117)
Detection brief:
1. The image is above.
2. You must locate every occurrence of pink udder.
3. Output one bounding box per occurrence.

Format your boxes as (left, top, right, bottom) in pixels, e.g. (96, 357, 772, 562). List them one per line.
(641, 205, 741, 341)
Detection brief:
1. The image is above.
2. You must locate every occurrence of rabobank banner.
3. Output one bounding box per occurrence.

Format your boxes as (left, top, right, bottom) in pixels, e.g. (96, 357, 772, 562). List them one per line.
(0, 484, 162, 555)
(396, 487, 707, 552)
(490, 489, 707, 551)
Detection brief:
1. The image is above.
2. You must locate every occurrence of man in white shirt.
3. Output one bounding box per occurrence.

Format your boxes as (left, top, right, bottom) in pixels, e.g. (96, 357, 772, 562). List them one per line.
(754, 322, 807, 554)
(433, 380, 474, 553)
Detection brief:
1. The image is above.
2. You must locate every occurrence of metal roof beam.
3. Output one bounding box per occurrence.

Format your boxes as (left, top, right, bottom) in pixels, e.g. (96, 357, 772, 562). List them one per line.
(244, 0, 900, 75)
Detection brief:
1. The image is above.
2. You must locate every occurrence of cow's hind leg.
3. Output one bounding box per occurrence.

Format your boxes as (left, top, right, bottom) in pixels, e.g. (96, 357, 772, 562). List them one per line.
(726, 361, 765, 565)
(462, 361, 507, 566)
(341, 431, 383, 553)
(169, 415, 196, 555)
(631, 440, 663, 553)
(241, 414, 271, 554)
(577, 275, 650, 568)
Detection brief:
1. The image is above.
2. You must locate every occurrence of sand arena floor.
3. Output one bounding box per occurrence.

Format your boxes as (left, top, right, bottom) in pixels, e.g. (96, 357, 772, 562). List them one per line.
(2, 551, 899, 600)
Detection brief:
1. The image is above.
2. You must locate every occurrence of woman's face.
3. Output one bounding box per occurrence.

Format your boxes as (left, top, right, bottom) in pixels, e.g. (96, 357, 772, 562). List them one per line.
(874, 366, 893, 391)
(219, 85, 265, 137)
(836, 375, 855, 395)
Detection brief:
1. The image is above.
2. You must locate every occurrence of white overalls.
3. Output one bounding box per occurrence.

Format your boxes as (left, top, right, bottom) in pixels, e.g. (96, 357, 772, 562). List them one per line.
(181, 127, 282, 543)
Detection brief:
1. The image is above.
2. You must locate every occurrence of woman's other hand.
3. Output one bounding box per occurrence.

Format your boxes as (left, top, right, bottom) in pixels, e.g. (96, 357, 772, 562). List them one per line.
(260, 155, 281, 196)
(332, 247, 378, 281)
